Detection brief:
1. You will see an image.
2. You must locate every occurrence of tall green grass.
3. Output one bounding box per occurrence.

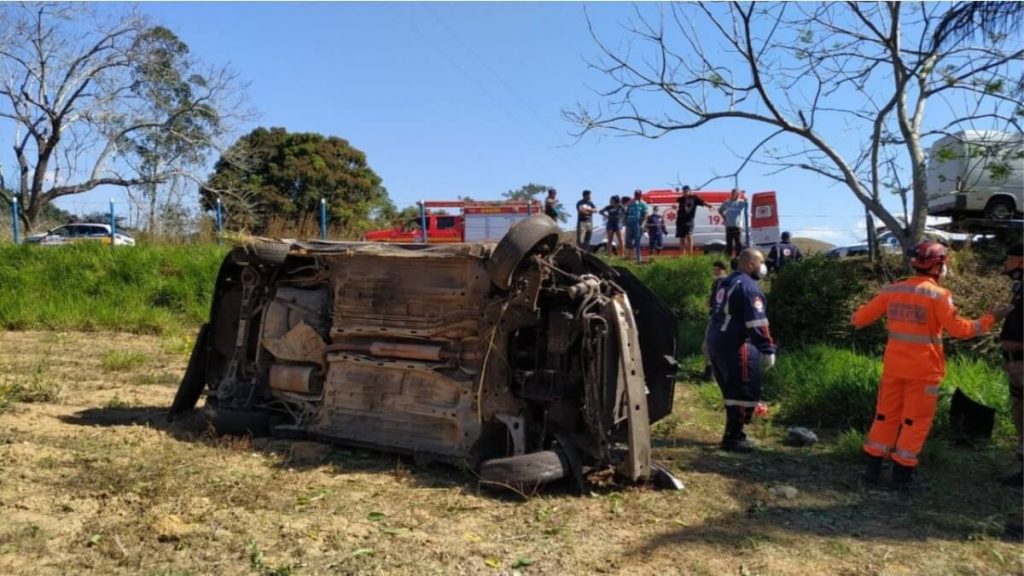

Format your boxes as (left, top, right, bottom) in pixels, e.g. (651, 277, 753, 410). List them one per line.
(764, 345, 1012, 440)
(0, 243, 227, 334)
(620, 255, 720, 356)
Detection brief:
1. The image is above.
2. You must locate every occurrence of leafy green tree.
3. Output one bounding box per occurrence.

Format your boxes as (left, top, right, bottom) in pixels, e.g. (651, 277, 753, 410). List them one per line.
(201, 127, 390, 236)
(122, 26, 226, 235)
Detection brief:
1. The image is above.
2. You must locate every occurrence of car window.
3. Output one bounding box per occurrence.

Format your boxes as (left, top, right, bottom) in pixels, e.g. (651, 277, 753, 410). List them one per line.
(82, 225, 109, 237)
(50, 225, 72, 237)
(436, 216, 457, 230)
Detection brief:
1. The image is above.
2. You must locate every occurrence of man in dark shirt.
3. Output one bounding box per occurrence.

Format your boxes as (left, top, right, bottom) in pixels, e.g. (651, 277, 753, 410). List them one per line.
(767, 231, 803, 272)
(544, 188, 559, 221)
(575, 190, 596, 249)
(1000, 243, 1023, 486)
(675, 185, 707, 255)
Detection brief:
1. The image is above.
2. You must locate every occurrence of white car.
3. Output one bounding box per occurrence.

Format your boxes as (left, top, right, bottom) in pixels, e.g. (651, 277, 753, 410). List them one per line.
(826, 229, 953, 259)
(25, 223, 136, 246)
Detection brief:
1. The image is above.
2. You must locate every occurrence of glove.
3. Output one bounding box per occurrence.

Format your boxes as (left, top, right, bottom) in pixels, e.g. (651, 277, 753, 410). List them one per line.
(762, 353, 776, 372)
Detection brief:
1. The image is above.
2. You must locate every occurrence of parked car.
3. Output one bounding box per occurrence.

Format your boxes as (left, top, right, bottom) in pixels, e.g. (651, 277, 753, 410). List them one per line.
(24, 223, 136, 246)
(169, 216, 680, 491)
(826, 229, 954, 259)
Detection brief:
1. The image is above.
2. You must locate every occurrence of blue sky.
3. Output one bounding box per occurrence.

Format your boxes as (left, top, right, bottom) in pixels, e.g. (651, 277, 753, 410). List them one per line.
(49, 2, 955, 245)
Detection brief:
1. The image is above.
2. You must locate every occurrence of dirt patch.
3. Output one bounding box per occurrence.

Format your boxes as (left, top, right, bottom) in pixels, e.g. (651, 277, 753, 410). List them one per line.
(0, 331, 1021, 575)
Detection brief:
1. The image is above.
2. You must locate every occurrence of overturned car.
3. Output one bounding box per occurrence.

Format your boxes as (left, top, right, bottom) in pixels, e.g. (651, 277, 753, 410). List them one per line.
(169, 216, 677, 490)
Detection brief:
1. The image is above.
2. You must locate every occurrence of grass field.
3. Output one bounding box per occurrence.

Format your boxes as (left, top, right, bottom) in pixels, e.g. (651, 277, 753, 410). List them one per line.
(0, 331, 1020, 575)
(0, 243, 227, 335)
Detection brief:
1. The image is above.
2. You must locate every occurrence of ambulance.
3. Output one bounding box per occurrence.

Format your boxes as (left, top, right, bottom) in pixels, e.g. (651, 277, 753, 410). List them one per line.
(589, 189, 780, 253)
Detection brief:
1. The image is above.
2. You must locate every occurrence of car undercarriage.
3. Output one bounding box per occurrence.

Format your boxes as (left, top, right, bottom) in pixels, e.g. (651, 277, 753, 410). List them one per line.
(170, 216, 678, 491)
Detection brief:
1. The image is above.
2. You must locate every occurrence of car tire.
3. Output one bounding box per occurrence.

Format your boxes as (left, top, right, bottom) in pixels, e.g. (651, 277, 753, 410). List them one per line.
(168, 323, 209, 420)
(984, 197, 1016, 220)
(486, 215, 561, 290)
(233, 241, 292, 265)
(479, 450, 570, 489)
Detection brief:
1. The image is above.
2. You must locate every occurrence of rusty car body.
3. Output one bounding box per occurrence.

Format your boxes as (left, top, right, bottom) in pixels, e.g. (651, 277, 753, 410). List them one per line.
(169, 216, 677, 489)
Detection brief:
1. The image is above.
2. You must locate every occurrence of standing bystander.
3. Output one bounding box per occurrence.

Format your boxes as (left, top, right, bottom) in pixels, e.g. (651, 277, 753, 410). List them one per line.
(676, 185, 707, 255)
(718, 188, 747, 258)
(624, 190, 649, 254)
(575, 190, 596, 249)
(599, 196, 625, 257)
(544, 188, 559, 221)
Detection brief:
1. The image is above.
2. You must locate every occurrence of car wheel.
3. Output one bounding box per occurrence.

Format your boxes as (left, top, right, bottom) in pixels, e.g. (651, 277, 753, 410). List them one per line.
(984, 197, 1016, 220)
(168, 324, 209, 420)
(479, 450, 570, 490)
(233, 241, 292, 265)
(486, 215, 561, 290)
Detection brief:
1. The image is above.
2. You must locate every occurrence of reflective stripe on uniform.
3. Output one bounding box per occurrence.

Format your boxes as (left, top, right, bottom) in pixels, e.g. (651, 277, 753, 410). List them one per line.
(864, 440, 891, 455)
(720, 282, 741, 332)
(971, 320, 983, 335)
(882, 284, 944, 300)
(723, 399, 759, 407)
(892, 447, 918, 465)
(925, 385, 940, 396)
(888, 331, 943, 345)
(745, 319, 770, 328)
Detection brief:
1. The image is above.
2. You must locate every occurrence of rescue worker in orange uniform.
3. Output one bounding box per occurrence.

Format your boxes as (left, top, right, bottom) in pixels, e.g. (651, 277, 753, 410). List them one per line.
(852, 241, 1012, 489)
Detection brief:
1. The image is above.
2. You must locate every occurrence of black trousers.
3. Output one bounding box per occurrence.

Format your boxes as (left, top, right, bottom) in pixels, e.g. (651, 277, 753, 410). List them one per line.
(726, 226, 742, 256)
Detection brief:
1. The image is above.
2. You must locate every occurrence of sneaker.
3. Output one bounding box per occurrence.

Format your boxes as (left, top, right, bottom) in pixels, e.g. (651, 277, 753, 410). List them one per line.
(720, 438, 756, 453)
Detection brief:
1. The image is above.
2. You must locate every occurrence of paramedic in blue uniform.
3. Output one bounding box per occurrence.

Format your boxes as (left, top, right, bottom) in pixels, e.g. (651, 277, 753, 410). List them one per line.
(767, 231, 803, 272)
(707, 248, 776, 452)
(645, 206, 668, 255)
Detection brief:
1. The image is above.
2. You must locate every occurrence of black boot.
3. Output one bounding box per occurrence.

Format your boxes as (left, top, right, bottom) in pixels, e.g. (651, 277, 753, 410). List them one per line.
(862, 455, 884, 485)
(891, 463, 915, 490)
(720, 406, 755, 453)
(702, 364, 713, 381)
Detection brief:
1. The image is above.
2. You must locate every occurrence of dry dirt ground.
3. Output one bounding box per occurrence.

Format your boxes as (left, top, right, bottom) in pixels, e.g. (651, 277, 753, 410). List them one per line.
(0, 330, 1021, 576)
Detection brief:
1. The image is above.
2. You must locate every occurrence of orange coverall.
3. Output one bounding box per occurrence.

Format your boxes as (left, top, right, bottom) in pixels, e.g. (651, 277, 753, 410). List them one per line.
(852, 276, 995, 467)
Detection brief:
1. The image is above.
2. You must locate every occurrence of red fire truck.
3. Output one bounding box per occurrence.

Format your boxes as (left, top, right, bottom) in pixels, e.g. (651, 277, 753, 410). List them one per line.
(363, 200, 543, 243)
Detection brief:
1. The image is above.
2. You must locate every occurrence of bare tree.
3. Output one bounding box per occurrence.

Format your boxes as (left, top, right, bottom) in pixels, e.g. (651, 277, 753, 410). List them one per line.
(565, 2, 1023, 252)
(0, 4, 249, 232)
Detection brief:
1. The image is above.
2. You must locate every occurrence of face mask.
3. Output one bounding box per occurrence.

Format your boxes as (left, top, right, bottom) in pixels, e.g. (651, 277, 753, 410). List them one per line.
(938, 264, 949, 280)
(750, 263, 767, 280)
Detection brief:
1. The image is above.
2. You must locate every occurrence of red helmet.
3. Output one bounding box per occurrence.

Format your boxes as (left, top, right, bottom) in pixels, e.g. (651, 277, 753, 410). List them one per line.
(909, 241, 948, 271)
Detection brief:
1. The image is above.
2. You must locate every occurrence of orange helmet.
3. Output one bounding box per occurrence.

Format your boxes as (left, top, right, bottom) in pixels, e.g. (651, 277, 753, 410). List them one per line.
(909, 241, 948, 271)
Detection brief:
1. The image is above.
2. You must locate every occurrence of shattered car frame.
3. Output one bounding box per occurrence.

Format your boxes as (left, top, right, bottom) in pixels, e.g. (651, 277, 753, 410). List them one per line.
(170, 216, 677, 489)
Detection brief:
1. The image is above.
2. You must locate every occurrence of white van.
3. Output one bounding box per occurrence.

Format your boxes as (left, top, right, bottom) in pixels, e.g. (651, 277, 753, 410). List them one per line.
(927, 130, 1023, 220)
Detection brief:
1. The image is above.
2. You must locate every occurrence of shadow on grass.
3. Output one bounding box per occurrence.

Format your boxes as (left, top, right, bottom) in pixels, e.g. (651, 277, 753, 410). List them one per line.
(58, 405, 568, 501)
(644, 432, 1022, 548)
